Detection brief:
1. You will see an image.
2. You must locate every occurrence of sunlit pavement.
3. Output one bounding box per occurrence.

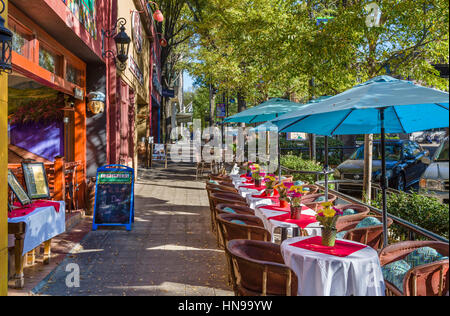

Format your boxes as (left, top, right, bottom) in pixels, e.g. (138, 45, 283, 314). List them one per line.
(32, 162, 233, 296)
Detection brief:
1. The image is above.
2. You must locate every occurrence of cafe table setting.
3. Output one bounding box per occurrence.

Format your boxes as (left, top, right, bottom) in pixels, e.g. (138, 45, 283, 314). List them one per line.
(281, 235, 386, 296)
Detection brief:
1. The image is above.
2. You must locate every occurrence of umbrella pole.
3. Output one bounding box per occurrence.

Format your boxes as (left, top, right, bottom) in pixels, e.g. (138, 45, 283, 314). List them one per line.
(278, 133, 282, 182)
(324, 136, 329, 201)
(380, 108, 389, 247)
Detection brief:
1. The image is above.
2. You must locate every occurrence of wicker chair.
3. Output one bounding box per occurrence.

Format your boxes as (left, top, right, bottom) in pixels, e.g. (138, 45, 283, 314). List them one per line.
(206, 183, 238, 194)
(335, 204, 370, 221)
(216, 203, 255, 216)
(226, 240, 298, 296)
(280, 175, 294, 183)
(217, 213, 271, 244)
(302, 193, 337, 212)
(302, 184, 319, 195)
(210, 174, 233, 183)
(336, 215, 393, 250)
(379, 241, 449, 296)
(209, 192, 248, 233)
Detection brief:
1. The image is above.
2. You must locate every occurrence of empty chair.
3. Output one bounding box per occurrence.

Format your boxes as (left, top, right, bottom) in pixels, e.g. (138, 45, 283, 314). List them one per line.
(302, 193, 337, 212)
(379, 241, 449, 296)
(206, 182, 238, 194)
(226, 240, 298, 296)
(217, 213, 271, 245)
(210, 174, 233, 183)
(336, 215, 394, 249)
(216, 203, 255, 216)
(209, 192, 248, 233)
(335, 204, 370, 220)
(300, 185, 319, 195)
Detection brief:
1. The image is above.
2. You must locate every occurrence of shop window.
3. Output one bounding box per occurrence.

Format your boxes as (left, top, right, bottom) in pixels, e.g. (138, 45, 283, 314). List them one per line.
(9, 19, 32, 59)
(39, 45, 61, 75)
(66, 63, 83, 86)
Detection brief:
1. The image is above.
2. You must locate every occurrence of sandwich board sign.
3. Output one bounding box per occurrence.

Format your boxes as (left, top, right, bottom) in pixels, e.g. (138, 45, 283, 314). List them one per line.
(92, 165, 135, 231)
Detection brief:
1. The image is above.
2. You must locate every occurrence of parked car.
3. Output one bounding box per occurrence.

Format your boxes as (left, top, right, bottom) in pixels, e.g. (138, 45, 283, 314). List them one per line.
(335, 140, 429, 192)
(419, 137, 449, 204)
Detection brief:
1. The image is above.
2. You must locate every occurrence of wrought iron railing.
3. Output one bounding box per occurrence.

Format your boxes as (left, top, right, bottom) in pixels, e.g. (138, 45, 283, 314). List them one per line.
(280, 165, 449, 244)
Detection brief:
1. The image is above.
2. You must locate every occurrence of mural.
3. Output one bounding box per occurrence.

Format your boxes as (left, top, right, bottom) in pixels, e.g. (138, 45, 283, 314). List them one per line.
(63, 0, 97, 40)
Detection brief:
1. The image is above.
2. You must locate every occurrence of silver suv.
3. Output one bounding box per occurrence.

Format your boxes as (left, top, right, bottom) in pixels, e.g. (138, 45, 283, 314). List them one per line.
(420, 137, 449, 204)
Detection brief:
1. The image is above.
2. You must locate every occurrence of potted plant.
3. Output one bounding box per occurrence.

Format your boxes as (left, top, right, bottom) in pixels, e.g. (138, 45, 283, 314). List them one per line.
(275, 182, 293, 208)
(264, 174, 277, 196)
(316, 202, 344, 247)
(252, 171, 263, 187)
(287, 185, 308, 220)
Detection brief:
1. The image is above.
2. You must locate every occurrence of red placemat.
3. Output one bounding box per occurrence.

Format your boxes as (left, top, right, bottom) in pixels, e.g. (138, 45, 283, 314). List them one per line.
(241, 184, 266, 191)
(268, 213, 317, 229)
(261, 204, 309, 212)
(9, 200, 61, 218)
(289, 236, 367, 258)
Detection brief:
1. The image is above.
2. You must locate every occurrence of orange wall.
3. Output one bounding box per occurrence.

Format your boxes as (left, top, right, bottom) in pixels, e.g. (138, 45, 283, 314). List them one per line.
(0, 1, 9, 297)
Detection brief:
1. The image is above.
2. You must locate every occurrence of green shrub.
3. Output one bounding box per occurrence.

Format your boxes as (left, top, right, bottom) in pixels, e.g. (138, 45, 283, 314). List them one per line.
(372, 191, 449, 240)
(280, 154, 334, 185)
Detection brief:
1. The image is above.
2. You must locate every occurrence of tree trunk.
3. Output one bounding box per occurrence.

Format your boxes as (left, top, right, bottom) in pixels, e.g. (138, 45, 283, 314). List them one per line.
(209, 83, 216, 127)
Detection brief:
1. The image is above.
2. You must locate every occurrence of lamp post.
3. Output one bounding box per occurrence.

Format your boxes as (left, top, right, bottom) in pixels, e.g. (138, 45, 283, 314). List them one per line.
(0, 0, 12, 74)
(102, 18, 131, 71)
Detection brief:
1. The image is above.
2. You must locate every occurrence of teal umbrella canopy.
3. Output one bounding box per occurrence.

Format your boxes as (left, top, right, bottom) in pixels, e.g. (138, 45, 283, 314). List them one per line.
(223, 98, 304, 124)
(272, 76, 449, 135)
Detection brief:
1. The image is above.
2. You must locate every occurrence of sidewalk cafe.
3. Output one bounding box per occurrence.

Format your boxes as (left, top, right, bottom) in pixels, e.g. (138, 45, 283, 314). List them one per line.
(205, 76, 449, 296)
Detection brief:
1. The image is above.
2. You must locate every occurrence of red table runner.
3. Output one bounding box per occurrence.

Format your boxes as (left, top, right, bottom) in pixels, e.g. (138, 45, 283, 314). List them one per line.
(261, 204, 309, 212)
(241, 184, 266, 191)
(268, 213, 317, 229)
(9, 200, 61, 219)
(289, 236, 367, 258)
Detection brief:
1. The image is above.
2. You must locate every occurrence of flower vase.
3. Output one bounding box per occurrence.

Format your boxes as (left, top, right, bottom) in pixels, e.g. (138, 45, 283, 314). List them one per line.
(290, 205, 302, 220)
(321, 227, 337, 247)
(246, 171, 252, 178)
(280, 199, 289, 208)
(255, 179, 262, 187)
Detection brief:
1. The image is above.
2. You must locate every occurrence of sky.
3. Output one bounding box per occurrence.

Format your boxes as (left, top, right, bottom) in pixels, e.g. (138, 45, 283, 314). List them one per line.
(183, 71, 195, 92)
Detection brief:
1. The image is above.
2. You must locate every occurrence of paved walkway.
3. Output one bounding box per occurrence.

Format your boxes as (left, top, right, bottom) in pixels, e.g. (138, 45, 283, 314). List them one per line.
(33, 163, 233, 296)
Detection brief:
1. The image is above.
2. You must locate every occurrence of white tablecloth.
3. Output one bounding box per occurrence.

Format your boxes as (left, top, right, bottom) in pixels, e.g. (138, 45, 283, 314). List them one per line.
(254, 206, 322, 238)
(281, 236, 385, 296)
(8, 202, 66, 255)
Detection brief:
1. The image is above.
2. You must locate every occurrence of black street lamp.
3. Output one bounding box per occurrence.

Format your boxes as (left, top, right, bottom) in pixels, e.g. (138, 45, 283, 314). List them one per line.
(0, 0, 12, 74)
(102, 18, 131, 71)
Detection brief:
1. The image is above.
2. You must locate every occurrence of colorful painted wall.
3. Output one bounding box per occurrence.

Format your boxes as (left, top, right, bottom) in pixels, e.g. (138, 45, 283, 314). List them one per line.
(0, 0, 9, 297)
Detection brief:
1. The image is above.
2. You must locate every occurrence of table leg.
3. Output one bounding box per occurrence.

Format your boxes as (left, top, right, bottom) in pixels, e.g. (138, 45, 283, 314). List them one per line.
(43, 240, 52, 265)
(26, 249, 36, 266)
(14, 234, 25, 289)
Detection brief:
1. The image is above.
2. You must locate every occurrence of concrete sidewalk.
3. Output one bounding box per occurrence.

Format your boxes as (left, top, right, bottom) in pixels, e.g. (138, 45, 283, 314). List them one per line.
(32, 163, 233, 296)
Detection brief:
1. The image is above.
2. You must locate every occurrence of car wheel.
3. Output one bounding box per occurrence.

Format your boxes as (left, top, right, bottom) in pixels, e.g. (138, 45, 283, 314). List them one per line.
(396, 173, 406, 192)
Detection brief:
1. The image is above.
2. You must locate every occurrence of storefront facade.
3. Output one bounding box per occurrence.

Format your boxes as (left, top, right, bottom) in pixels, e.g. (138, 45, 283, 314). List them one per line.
(107, 0, 162, 169)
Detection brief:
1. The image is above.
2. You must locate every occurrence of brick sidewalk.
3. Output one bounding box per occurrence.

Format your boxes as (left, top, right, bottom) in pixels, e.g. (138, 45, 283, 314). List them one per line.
(28, 162, 232, 296)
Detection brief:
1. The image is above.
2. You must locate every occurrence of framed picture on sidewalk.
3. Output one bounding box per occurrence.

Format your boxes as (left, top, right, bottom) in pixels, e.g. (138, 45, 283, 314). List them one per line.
(8, 170, 32, 206)
(22, 162, 50, 200)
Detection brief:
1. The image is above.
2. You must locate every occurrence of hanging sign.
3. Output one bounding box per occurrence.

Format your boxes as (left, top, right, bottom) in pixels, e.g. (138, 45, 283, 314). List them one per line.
(216, 103, 226, 118)
(92, 165, 135, 231)
(129, 56, 145, 86)
(131, 10, 143, 54)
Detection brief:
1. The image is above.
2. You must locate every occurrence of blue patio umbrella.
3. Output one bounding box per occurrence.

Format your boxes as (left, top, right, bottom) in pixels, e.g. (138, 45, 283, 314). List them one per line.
(271, 76, 449, 246)
(226, 97, 331, 179)
(223, 98, 304, 124)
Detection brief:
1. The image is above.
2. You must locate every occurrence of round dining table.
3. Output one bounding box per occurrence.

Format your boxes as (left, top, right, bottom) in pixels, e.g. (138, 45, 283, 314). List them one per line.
(281, 236, 386, 296)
